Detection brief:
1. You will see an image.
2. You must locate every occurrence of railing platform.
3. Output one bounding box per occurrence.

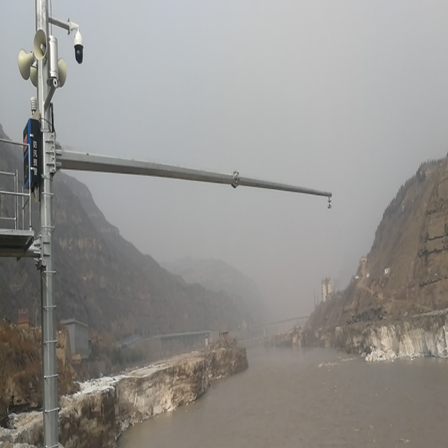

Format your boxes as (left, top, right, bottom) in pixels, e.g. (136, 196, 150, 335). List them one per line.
(0, 228, 34, 257)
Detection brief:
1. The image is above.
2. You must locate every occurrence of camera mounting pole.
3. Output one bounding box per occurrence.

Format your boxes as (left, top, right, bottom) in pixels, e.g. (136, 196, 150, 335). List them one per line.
(48, 16, 80, 34)
(34, 1, 59, 447)
(33, 1, 83, 447)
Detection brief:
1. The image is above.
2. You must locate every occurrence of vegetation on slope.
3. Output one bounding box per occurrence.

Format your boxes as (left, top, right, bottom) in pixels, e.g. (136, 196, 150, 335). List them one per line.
(0, 322, 78, 426)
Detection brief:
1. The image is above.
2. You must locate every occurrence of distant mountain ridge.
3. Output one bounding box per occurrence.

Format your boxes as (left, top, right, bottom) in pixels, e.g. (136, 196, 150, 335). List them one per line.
(162, 257, 267, 323)
(0, 123, 255, 337)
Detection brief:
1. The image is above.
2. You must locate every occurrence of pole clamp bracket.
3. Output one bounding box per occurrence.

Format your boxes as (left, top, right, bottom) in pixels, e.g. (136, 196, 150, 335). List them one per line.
(231, 171, 240, 189)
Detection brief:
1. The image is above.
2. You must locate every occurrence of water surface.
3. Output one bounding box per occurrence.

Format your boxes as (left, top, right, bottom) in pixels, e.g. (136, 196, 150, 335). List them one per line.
(119, 347, 448, 448)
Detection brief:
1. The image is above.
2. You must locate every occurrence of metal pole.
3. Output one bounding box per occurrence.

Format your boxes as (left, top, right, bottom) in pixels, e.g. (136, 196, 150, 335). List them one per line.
(36, 1, 59, 446)
(57, 151, 333, 200)
(15, 170, 18, 230)
(48, 16, 71, 32)
(0, 137, 30, 147)
(28, 131, 32, 230)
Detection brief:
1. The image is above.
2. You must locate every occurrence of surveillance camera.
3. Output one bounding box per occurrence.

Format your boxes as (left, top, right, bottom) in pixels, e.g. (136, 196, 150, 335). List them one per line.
(74, 31, 83, 64)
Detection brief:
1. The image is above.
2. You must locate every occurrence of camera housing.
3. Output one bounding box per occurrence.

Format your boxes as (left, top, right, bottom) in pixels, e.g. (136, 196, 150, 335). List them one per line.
(74, 31, 83, 64)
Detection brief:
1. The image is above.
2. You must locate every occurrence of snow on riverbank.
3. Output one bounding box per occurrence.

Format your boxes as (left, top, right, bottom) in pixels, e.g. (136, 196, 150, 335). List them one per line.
(0, 345, 248, 448)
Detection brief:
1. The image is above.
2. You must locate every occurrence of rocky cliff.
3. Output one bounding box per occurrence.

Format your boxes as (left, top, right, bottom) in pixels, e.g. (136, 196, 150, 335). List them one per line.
(0, 123, 257, 337)
(0, 342, 248, 448)
(304, 308, 448, 361)
(306, 156, 448, 359)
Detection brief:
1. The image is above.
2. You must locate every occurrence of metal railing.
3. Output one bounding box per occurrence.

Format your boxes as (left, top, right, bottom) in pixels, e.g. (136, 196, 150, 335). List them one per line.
(0, 137, 33, 231)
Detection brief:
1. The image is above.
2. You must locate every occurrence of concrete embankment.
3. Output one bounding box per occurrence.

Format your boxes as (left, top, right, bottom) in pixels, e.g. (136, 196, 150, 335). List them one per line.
(0, 342, 248, 448)
(306, 309, 448, 362)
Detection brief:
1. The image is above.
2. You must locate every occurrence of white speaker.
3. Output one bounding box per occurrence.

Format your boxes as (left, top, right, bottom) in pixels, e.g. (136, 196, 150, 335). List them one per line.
(58, 58, 67, 87)
(18, 49, 35, 80)
(33, 29, 47, 60)
(30, 62, 38, 87)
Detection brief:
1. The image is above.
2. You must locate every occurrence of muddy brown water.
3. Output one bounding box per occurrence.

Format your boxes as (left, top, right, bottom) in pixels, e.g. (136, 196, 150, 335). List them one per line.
(118, 347, 448, 448)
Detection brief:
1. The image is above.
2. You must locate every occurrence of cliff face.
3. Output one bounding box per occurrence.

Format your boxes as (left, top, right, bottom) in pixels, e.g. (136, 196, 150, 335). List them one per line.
(0, 124, 256, 336)
(0, 343, 248, 448)
(308, 157, 448, 332)
(304, 156, 448, 360)
(322, 309, 448, 361)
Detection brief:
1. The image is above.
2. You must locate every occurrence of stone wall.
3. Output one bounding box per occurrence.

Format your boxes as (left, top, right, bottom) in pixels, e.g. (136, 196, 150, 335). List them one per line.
(0, 344, 248, 448)
(312, 309, 448, 362)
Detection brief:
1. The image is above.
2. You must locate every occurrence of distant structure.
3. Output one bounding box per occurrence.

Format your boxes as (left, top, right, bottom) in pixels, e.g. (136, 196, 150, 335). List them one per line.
(321, 277, 333, 302)
(219, 325, 229, 340)
(17, 308, 32, 329)
(61, 318, 90, 360)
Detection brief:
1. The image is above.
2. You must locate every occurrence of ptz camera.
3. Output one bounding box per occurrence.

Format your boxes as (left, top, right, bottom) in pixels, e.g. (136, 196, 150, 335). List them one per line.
(74, 30, 83, 64)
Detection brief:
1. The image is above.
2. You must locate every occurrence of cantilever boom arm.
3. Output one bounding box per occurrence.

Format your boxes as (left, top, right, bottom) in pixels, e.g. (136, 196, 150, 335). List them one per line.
(57, 150, 332, 199)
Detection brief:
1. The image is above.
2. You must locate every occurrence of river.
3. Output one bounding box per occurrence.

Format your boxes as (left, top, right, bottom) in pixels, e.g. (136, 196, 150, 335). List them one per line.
(118, 347, 448, 448)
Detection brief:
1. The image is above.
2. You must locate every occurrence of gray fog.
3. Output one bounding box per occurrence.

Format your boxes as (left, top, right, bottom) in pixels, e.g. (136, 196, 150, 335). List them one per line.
(1, 0, 448, 320)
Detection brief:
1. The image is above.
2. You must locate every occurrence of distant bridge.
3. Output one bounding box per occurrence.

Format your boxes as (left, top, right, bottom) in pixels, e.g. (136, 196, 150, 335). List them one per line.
(117, 330, 213, 359)
(236, 315, 309, 346)
(251, 315, 310, 330)
(117, 316, 311, 354)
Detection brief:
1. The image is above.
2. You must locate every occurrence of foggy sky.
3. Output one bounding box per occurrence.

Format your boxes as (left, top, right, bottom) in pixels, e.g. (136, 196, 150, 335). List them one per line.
(2, 1, 448, 320)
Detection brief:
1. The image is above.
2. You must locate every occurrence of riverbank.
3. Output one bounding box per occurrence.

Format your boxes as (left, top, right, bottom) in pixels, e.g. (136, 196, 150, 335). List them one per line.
(0, 339, 248, 448)
(116, 347, 448, 448)
(303, 308, 448, 362)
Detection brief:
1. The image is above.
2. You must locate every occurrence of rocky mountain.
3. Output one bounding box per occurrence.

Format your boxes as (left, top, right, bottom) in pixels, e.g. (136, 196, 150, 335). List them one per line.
(162, 257, 267, 324)
(308, 156, 448, 331)
(0, 124, 253, 337)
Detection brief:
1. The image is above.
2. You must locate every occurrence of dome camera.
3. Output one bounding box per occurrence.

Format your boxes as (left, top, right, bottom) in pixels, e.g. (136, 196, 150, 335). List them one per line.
(74, 30, 83, 64)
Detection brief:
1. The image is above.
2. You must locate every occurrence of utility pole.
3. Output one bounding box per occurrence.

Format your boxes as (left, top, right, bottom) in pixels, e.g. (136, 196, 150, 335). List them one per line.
(34, 0, 62, 445)
(34, 3, 58, 446)
(16, 2, 83, 446)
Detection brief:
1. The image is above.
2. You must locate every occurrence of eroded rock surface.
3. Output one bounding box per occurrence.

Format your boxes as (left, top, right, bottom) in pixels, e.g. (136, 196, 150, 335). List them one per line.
(0, 344, 247, 448)
(312, 309, 448, 362)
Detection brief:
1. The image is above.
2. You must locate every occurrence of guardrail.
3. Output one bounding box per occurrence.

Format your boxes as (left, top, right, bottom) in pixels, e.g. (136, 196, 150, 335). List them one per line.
(0, 138, 32, 231)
